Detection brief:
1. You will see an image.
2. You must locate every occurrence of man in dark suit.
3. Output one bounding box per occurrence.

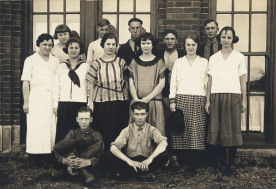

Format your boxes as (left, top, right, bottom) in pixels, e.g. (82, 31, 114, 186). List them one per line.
(199, 19, 219, 59)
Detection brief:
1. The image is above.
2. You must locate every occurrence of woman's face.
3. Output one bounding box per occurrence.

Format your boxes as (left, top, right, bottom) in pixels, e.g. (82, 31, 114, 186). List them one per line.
(57, 32, 70, 45)
(140, 39, 153, 55)
(103, 38, 116, 56)
(185, 38, 198, 56)
(68, 42, 80, 58)
(220, 30, 233, 49)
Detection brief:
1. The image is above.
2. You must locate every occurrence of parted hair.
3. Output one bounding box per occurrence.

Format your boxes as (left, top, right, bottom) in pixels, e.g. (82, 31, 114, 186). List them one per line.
(183, 32, 200, 55)
(100, 33, 118, 48)
(216, 26, 239, 44)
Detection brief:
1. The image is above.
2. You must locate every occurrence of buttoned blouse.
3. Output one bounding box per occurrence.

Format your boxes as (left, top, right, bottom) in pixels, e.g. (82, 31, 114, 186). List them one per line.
(208, 49, 247, 94)
(53, 60, 88, 108)
(169, 56, 208, 99)
(111, 123, 167, 158)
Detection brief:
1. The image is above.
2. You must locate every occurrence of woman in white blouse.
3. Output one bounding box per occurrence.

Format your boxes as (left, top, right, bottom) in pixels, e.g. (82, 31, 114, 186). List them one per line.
(169, 33, 208, 169)
(53, 38, 88, 143)
(205, 26, 247, 175)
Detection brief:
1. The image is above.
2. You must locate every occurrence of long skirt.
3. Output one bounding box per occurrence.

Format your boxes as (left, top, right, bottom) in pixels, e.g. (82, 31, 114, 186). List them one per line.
(170, 94, 207, 150)
(129, 99, 165, 136)
(55, 101, 87, 143)
(93, 100, 129, 150)
(207, 93, 243, 146)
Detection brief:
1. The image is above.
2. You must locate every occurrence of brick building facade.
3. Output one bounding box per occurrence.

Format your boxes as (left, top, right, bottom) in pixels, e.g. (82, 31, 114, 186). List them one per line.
(1, 0, 276, 151)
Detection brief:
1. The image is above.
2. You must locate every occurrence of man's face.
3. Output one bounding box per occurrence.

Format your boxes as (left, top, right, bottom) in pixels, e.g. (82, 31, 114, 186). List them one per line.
(163, 33, 177, 50)
(133, 109, 148, 127)
(76, 112, 92, 130)
(204, 22, 219, 39)
(39, 39, 53, 56)
(128, 21, 142, 40)
(98, 25, 109, 38)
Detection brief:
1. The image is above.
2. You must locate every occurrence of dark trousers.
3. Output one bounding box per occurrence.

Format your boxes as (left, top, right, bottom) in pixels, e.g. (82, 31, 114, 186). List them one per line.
(105, 151, 168, 178)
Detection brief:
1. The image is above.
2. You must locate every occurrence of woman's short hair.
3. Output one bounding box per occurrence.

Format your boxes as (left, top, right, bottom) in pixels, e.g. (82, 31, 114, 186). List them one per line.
(216, 26, 239, 44)
(100, 33, 118, 48)
(53, 24, 71, 39)
(36, 33, 54, 47)
(63, 38, 85, 55)
(131, 101, 149, 113)
(183, 33, 200, 55)
(138, 32, 157, 47)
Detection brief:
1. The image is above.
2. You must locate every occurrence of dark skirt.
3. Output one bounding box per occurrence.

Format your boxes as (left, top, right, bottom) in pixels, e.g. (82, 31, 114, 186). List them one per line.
(55, 101, 87, 143)
(93, 100, 129, 150)
(207, 93, 243, 146)
(170, 94, 207, 150)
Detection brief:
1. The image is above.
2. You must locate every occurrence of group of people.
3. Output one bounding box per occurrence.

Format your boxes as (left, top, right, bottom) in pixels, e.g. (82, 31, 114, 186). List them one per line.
(21, 17, 247, 185)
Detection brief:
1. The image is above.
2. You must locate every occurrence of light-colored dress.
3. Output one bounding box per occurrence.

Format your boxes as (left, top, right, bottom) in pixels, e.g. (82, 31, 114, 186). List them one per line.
(21, 52, 59, 154)
(128, 57, 166, 135)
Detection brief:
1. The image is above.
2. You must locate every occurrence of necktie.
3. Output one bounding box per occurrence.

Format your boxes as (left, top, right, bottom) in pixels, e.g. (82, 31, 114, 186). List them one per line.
(210, 42, 214, 57)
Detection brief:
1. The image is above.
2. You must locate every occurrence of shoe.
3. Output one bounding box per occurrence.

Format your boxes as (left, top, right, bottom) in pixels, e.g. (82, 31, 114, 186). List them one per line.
(80, 169, 96, 185)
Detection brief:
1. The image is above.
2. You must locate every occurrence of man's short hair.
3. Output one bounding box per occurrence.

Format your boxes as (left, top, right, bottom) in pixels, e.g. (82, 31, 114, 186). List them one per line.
(77, 107, 93, 117)
(128, 17, 143, 26)
(36, 33, 54, 47)
(97, 18, 110, 27)
(163, 29, 178, 39)
(131, 101, 149, 113)
(203, 19, 218, 27)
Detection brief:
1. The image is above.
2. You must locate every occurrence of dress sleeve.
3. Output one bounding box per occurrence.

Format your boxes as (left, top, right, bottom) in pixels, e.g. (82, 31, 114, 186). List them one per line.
(86, 61, 98, 82)
(238, 54, 247, 76)
(110, 127, 129, 150)
(21, 56, 33, 81)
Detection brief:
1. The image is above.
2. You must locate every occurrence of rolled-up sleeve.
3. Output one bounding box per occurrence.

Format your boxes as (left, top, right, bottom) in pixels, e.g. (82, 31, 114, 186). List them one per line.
(150, 126, 167, 144)
(111, 127, 129, 150)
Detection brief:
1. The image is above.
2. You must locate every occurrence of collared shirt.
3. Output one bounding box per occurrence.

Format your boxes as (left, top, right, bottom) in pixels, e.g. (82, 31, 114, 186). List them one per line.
(204, 38, 219, 60)
(208, 49, 247, 94)
(86, 56, 129, 102)
(87, 38, 104, 65)
(111, 123, 167, 158)
(54, 127, 104, 167)
(52, 59, 89, 108)
(169, 56, 208, 98)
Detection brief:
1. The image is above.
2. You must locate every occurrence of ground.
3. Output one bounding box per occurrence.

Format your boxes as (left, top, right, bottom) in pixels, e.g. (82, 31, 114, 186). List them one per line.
(0, 152, 276, 189)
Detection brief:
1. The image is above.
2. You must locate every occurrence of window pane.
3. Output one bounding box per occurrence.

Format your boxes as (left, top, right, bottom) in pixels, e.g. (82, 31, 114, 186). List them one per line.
(234, 14, 249, 52)
(136, 0, 151, 12)
(50, 0, 63, 12)
(136, 14, 150, 33)
(50, 15, 63, 38)
(119, 14, 133, 44)
(66, 0, 80, 12)
(249, 96, 264, 132)
(103, 0, 117, 12)
(66, 14, 80, 34)
(217, 0, 232, 11)
(33, 0, 47, 12)
(234, 0, 249, 11)
(251, 14, 266, 52)
(216, 14, 231, 31)
(119, 0, 133, 12)
(102, 14, 117, 36)
(250, 56, 265, 92)
(252, 0, 267, 11)
(33, 15, 47, 51)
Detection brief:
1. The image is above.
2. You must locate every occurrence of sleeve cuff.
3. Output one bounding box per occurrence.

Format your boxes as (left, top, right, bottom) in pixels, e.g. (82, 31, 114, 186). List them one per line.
(169, 98, 176, 104)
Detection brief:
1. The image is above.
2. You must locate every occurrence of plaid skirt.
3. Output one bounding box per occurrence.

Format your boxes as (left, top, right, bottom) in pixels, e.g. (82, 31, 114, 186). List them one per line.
(170, 94, 207, 150)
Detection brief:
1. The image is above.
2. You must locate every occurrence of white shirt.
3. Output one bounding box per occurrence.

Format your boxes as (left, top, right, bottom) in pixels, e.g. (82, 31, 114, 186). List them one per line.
(87, 38, 104, 65)
(169, 56, 208, 98)
(53, 62, 89, 108)
(208, 49, 247, 94)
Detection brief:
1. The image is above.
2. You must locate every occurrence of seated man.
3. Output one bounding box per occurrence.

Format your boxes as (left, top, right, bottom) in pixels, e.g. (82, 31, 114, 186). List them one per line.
(109, 101, 168, 179)
(53, 107, 104, 185)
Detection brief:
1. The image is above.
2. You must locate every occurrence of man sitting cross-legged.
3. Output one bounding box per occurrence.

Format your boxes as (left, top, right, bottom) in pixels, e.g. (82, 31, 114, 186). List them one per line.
(53, 107, 104, 186)
(108, 101, 168, 180)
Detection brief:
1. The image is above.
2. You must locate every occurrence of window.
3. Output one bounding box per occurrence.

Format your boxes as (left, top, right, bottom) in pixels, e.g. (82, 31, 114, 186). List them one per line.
(214, 0, 269, 132)
(101, 0, 154, 44)
(32, 0, 81, 51)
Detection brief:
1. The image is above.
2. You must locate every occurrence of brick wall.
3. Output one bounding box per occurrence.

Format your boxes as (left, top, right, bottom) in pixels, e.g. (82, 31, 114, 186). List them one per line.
(0, 0, 24, 151)
(158, 0, 209, 48)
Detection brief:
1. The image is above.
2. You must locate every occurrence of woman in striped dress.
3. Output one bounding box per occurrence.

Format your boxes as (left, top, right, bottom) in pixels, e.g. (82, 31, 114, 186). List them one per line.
(169, 33, 208, 169)
(86, 33, 129, 150)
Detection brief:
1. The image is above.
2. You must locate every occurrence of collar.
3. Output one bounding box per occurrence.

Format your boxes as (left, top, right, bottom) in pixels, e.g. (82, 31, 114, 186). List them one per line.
(63, 57, 85, 70)
(206, 38, 218, 46)
(134, 123, 146, 131)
